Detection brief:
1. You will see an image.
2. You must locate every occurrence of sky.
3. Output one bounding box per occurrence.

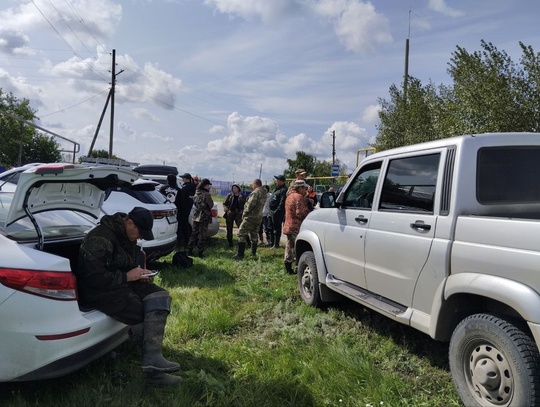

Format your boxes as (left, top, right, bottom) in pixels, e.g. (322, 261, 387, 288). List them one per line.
(0, 0, 539, 183)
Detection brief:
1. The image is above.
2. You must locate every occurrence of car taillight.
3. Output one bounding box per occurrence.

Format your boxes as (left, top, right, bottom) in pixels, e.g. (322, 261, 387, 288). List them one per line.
(0, 268, 77, 301)
(211, 208, 217, 217)
(151, 209, 177, 219)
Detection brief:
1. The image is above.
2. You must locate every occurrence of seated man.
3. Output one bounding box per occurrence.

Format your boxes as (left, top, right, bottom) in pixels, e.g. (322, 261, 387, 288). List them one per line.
(76, 207, 181, 387)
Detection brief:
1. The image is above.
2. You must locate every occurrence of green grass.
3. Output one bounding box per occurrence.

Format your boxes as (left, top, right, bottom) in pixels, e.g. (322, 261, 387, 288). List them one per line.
(1, 232, 462, 407)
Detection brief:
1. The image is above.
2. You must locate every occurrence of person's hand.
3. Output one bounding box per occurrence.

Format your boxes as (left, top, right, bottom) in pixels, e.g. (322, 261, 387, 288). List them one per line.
(126, 267, 152, 282)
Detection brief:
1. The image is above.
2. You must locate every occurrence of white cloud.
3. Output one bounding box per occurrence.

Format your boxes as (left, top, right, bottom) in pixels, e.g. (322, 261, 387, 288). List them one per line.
(361, 104, 380, 125)
(130, 108, 160, 122)
(427, 0, 463, 17)
(203, 0, 300, 23)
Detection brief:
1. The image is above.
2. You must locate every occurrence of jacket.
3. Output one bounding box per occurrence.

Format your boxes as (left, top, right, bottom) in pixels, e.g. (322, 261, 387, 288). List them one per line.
(177, 181, 196, 217)
(242, 186, 267, 224)
(268, 183, 287, 216)
(76, 213, 140, 313)
(192, 186, 214, 224)
(283, 191, 310, 235)
(223, 192, 246, 215)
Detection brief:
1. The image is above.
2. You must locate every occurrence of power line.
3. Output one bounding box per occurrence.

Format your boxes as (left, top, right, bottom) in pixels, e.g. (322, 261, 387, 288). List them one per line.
(39, 88, 110, 118)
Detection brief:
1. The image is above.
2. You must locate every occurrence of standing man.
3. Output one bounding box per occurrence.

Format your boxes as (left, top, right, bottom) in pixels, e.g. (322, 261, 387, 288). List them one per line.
(76, 207, 181, 387)
(188, 178, 214, 258)
(233, 179, 266, 260)
(223, 184, 246, 248)
(159, 174, 181, 246)
(283, 181, 311, 274)
(288, 168, 308, 193)
(176, 173, 196, 251)
(267, 175, 287, 249)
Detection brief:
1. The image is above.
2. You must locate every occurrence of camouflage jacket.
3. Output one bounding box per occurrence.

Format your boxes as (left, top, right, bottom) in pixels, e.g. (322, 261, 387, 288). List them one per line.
(242, 186, 267, 224)
(76, 213, 140, 313)
(192, 187, 214, 224)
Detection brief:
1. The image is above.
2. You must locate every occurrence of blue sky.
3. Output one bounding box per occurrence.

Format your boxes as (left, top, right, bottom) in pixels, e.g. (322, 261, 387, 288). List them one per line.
(0, 0, 538, 182)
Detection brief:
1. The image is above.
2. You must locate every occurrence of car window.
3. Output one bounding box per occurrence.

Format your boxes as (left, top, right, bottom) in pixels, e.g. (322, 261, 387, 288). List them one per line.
(0, 171, 21, 184)
(0, 192, 95, 241)
(379, 153, 440, 213)
(342, 162, 381, 209)
(105, 187, 167, 205)
(477, 146, 540, 204)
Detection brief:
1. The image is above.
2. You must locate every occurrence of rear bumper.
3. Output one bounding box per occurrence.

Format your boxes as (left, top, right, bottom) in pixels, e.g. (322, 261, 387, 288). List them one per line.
(143, 239, 177, 262)
(11, 326, 129, 382)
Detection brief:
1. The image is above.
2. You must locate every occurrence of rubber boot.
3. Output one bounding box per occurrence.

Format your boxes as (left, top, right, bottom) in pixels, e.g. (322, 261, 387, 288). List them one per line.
(233, 242, 246, 260)
(272, 233, 281, 249)
(265, 231, 273, 247)
(245, 236, 251, 249)
(129, 323, 144, 349)
(227, 237, 233, 248)
(141, 293, 180, 373)
(145, 371, 182, 387)
(284, 262, 294, 274)
(251, 242, 258, 257)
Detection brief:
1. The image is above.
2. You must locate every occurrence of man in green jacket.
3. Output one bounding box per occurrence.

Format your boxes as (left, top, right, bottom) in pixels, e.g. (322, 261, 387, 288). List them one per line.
(77, 207, 181, 387)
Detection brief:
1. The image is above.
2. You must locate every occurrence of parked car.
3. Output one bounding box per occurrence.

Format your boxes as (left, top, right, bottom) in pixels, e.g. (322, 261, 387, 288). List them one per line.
(1, 165, 179, 262)
(0, 163, 138, 382)
(295, 132, 540, 407)
(101, 179, 178, 262)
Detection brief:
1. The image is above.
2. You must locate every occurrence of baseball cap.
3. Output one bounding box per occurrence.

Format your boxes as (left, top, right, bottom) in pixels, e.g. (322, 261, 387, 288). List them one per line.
(180, 173, 192, 179)
(201, 178, 212, 186)
(128, 207, 154, 240)
(274, 175, 286, 181)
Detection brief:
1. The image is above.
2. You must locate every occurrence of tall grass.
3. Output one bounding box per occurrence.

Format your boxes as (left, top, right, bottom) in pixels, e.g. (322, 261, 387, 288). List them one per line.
(1, 232, 461, 407)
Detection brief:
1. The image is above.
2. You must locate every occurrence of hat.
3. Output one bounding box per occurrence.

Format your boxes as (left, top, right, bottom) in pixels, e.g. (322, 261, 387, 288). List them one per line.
(128, 207, 154, 240)
(232, 183, 241, 190)
(295, 168, 307, 175)
(292, 180, 309, 189)
(201, 178, 212, 186)
(180, 173, 192, 179)
(274, 175, 286, 182)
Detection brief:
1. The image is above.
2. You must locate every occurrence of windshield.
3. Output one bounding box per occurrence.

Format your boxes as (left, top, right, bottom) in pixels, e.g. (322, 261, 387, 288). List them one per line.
(0, 192, 95, 242)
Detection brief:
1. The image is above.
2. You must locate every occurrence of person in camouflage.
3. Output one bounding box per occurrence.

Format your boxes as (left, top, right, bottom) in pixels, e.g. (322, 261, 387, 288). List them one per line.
(76, 207, 181, 387)
(283, 180, 310, 274)
(187, 178, 214, 258)
(233, 179, 267, 259)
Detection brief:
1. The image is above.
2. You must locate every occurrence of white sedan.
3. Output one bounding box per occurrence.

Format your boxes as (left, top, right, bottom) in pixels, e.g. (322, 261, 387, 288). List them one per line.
(0, 163, 137, 382)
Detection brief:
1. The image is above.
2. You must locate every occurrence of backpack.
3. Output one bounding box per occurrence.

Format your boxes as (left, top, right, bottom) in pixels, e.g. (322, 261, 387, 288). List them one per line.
(172, 251, 194, 268)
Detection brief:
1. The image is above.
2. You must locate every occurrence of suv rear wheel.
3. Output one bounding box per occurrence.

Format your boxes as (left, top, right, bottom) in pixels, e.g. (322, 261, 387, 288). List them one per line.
(449, 313, 540, 407)
(297, 251, 322, 307)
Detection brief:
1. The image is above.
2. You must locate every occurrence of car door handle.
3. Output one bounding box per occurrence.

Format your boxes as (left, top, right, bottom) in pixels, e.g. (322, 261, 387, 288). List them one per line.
(410, 221, 431, 231)
(355, 215, 368, 224)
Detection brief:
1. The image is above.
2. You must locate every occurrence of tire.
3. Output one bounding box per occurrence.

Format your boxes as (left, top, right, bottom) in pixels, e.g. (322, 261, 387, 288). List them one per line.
(297, 251, 322, 307)
(449, 313, 540, 407)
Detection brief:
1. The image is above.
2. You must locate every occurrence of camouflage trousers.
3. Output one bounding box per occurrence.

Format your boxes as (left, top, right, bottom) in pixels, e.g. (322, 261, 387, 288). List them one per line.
(237, 217, 261, 244)
(188, 221, 209, 252)
(284, 234, 297, 263)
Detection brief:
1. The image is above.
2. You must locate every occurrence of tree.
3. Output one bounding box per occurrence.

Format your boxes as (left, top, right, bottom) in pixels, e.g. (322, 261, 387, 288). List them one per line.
(0, 89, 60, 167)
(285, 151, 318, 179)
(374, 41, 540, 151)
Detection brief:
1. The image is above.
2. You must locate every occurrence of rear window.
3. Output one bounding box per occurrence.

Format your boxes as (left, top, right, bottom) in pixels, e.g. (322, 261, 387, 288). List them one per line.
(477, 146, 540, 204)
(105, 186, 166, 205)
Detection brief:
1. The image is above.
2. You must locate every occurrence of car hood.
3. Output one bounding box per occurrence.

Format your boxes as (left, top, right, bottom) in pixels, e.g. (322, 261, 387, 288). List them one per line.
(6, 164, 139, 226)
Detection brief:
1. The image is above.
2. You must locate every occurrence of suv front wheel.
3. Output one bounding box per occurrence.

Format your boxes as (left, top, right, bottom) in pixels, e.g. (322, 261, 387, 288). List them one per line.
(449, 313, 540, 407)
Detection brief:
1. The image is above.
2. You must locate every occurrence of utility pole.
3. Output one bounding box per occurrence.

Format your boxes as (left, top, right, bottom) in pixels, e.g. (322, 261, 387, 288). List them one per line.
(404, 8, 411, 102)
(332, 130, 336, 164)
(109, 49, 116, 158)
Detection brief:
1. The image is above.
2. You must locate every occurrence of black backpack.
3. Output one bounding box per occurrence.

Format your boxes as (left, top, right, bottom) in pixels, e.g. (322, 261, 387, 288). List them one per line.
(172, 251, 194, 268)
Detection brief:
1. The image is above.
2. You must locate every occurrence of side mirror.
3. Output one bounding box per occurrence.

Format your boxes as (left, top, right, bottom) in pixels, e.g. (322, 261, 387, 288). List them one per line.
(320, 191, 336, 208)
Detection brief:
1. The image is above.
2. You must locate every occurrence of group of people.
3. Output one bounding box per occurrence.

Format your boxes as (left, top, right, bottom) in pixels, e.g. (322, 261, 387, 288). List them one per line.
(72, 169, 316, 388)
(223, 168, 314, 274)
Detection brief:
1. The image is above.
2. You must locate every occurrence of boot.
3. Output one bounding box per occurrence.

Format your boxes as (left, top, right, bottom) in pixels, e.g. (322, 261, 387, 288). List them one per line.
(227, 237, 233, 248)
(129, 323, 144, 349)
(245, 237, 251, 249)
(187, 247, 194, 256)
(284, 262, 294, 274)
(141, 309, 180, 373)
(145, 371, 182, 387)
(233, 242, 246, 260)
(272, 233, 281, 249)
(266, 233, 274, 247)
(251, 242, 258, 257)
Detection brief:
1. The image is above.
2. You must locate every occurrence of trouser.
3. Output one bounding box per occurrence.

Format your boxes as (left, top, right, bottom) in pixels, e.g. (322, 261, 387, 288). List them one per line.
(238, 218, 260, 245)
(268, 212, 284, 242)
(225, 211, 242, 242)
(284, 234, 297, 264)
(106, 283, 169, 326)
(188, 221, 209, 252)
(176, 212, 192, 248)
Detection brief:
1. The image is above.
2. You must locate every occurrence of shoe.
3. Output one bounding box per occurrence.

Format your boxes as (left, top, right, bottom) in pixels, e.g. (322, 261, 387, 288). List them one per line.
(284, 262, 294, 274)
(232, 242, 246, 260)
